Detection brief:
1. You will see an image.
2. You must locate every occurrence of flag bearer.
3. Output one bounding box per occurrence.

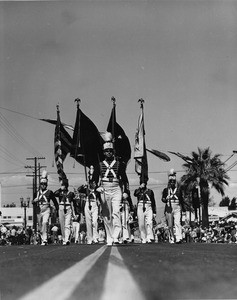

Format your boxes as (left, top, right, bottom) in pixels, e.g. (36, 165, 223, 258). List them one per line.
(92, 138, 130, 246)
(161, 169, 184, 244)
(54, 178, 75, 245)
(134, 180, 156, 244)
(32, 171, 59, 246)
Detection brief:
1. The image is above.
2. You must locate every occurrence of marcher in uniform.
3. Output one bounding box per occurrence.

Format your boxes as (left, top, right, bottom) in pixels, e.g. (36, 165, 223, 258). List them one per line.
(161, 169, 184, 244)
(92, 137, 130, 246)
(32, 171, 59, 246)
(54, 177, 75, 245)
(78, 177, 100, 245)
(134, 180, 156, 243)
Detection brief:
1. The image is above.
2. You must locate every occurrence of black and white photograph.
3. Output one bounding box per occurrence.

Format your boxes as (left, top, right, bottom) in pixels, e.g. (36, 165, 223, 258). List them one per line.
(1, 1, 237, 299)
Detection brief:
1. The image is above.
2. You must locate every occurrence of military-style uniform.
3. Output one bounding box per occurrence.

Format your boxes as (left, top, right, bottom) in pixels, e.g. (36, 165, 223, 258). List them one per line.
(78, 183, 100, 245)
(161, 170, 184, 243)
(33, 177, 58, 245)
(54, 181, 75, 245)
(93, 142, 130, 245)
(134, 185, 156, 243)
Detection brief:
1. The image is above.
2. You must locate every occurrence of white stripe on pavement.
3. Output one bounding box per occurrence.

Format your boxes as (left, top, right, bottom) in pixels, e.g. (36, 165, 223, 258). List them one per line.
(101, 246, 145, 300)
(18, 246, 107, 300)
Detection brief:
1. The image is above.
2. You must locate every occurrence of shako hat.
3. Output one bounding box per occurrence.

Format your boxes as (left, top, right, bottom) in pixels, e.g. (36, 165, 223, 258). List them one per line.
(40, 170, 48, 184)
(168, 169, 176, 181)
(102, 131, 114, 150)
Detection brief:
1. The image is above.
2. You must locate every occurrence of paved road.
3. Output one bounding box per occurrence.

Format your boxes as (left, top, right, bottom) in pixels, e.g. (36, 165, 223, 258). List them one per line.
(0, 243, 236, 300)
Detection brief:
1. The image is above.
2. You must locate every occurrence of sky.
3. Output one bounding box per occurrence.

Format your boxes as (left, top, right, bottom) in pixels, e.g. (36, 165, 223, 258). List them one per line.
(1, 0, 237, 220)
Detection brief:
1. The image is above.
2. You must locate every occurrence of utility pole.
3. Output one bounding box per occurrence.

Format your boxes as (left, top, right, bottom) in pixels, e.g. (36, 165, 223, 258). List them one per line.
(25, 157, 46, 230)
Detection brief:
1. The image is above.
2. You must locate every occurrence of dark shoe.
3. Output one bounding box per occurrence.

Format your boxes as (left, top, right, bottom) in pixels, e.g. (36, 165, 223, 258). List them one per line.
(176, 240, 182, 244)
(113, 239, 120, 245)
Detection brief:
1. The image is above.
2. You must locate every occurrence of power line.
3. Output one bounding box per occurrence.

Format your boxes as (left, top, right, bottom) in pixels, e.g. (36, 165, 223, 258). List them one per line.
(0, 106, 39, 120)
(0, 112, 43, 157)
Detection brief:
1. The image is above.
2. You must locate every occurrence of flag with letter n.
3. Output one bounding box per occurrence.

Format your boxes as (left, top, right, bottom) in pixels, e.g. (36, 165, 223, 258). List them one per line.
(54, 106, 72, 181)
(134, 102, 148, 183)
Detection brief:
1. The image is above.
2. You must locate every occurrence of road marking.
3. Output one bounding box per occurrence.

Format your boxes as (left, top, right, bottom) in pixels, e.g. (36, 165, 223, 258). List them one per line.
(18, 246, 107, 300)
(101, 246, 145, 300)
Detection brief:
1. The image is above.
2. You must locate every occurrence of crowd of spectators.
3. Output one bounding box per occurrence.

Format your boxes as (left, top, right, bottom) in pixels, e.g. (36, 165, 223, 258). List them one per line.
(155, 221, 237, 244)
(1, 219, 237, 246)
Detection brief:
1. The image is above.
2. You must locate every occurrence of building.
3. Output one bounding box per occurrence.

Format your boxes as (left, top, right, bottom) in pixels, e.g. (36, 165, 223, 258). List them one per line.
(0, 182, 34, 227)
(0, 207, 33, 228)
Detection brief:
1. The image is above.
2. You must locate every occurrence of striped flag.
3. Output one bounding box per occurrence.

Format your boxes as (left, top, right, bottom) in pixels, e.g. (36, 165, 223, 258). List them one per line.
(54, 106, 72, 181)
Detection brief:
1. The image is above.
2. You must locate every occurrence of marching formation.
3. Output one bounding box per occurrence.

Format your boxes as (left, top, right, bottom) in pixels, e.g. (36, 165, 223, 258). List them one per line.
(30, 165, 187, 246)
(26, 97, 189, 246)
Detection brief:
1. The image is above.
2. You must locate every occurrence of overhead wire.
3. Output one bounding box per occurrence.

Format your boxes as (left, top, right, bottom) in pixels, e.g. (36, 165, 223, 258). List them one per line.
(0, 111, 43, 163)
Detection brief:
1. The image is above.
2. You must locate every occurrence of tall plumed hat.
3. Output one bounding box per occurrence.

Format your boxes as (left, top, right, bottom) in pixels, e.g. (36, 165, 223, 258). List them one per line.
(40, 170, 48, 184)
(102, 131, 114, 150)
(168, 168, 176, 181)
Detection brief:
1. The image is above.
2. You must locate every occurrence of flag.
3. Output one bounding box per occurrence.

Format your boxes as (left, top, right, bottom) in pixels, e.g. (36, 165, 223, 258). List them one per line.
(54, 108, 72, 181)
(40, 118, 74, 131)
(168, 151, 193, 164)
(146, 148, 170, 162)
(71, 107, 104, 168)
(134, 104, 148, 183)
(107, 103, 131, 164)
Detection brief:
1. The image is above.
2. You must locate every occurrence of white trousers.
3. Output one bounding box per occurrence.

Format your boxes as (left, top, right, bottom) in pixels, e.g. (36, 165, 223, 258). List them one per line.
(59, 206, 72, 243)
(72, 221, 80, 242)
(120, 203, 130, 241)
(137, 203, 154, 242)
(101, 185, 122, 243)
(165, 204, 182, 242)
(37, 207, 50, 242)
(84, 201, 99, 243)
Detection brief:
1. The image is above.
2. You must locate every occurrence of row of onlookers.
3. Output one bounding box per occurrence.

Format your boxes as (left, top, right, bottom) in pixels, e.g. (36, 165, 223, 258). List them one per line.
(1, 221, 237, 246)
(155, 221, 237, 244)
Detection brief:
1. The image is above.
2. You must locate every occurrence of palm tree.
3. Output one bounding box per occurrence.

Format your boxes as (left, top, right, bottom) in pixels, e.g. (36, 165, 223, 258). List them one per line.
(180, 147, 229, 228)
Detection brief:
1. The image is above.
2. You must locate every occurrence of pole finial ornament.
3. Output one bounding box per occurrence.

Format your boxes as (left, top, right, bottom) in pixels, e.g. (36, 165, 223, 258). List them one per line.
(138, 98, 144, 108)
(74, 98, 81, 108)
(111, 96, 116, 105)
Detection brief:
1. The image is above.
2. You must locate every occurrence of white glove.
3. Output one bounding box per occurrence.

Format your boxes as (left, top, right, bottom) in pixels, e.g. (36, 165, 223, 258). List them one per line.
(32, 198, 38, 204)
(96, 186, 104, 194)
(123, 192, 128, 199)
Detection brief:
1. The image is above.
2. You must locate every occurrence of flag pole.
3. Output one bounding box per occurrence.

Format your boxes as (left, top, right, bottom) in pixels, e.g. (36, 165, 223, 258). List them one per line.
(138, 99, 146, 212)
(138, 98, 145, 185)
(74, 98, 88, 181)
(74, 98, 90, 208)
(111, 96, 116, 141)
(111, 96, 117, 159)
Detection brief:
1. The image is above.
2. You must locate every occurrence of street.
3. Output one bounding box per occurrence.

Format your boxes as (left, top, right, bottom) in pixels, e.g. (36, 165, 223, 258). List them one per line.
(0, 243, 236, 300)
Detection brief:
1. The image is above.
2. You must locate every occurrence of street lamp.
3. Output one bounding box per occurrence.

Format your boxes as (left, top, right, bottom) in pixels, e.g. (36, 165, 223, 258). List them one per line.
(20, 197, 30, 229)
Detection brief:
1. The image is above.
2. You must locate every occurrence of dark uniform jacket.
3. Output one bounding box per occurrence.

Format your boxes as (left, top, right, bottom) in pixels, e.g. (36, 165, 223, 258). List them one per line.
(134, 188, 156, 214)
(54, 189, 75, 213)
(36, 189, 59, 211)
(161, 186, 185, 213)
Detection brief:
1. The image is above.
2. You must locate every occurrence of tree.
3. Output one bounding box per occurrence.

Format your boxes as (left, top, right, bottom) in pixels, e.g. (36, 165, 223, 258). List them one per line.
(180, 147, 229, 228)
(229, 197, 237, 210)
(219, 196, 230, 207)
